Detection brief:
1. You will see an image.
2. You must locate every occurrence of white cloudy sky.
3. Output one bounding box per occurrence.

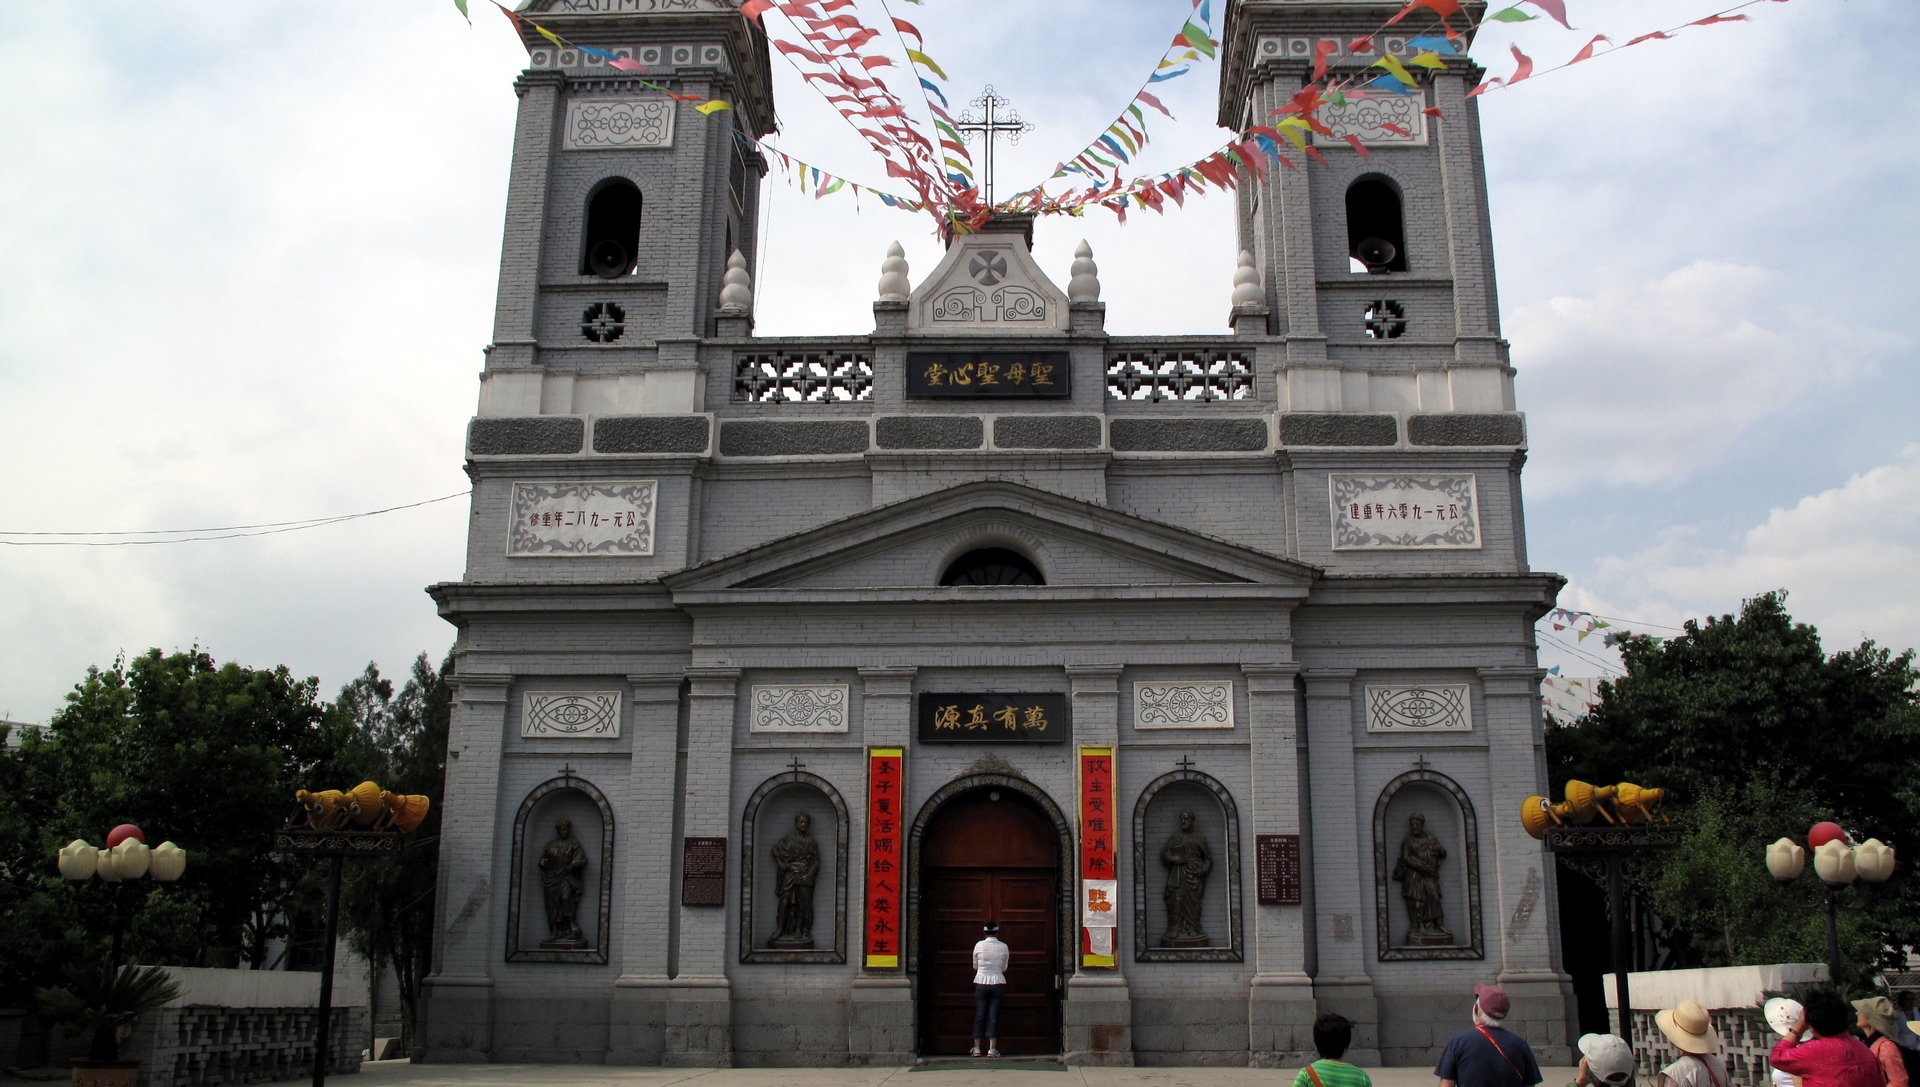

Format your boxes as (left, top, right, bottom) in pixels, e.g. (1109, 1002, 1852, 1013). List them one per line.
(2, 0, 1915, 722)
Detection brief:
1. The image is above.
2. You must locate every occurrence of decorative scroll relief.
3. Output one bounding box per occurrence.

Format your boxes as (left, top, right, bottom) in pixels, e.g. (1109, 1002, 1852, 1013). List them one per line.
(1134, 682, 1235, 730)
(523, 692, 622, 738)
(564, 99, 675, 149)
(908, 235, 1068, 333)
(1315, 95, 1428, 147)
(750, 685, 850, 733)
(1366, 685, 1472, 733)
(543, 1, 735, 17)
(1330, 474, 1479, 550)
(509, 481, 656, 557)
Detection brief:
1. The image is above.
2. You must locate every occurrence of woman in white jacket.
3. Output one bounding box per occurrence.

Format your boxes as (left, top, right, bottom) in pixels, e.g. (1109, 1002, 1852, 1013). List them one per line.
(972, 922, 1010, 1058)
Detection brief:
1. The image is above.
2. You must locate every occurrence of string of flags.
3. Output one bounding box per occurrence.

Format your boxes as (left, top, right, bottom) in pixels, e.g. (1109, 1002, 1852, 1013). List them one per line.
(1541, 673, 1604, 720)
(741, 129, 927, 211)
(456, 0, 1789, 234)
(1541, 607, 1666, 648)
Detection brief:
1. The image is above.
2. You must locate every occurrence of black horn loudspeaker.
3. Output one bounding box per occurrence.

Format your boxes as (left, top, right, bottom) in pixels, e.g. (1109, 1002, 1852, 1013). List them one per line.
(1354, 237, 1397, 273)
(589, 239, 631, 279)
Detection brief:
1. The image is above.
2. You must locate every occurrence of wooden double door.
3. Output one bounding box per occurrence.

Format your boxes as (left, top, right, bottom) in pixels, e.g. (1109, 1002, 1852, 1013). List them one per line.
(920, 790, 1061, 1056)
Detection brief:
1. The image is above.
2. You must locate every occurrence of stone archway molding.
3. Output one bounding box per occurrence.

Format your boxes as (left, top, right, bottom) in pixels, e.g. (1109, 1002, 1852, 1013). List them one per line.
(1373, 766, 1485, 961)
(738, 769, 850, 964)
(506, 772, 616, 964)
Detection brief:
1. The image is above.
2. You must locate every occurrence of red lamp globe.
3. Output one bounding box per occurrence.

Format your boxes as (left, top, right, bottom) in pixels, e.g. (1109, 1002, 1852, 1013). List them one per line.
(1807, 822, 1848, 849)
(106, 824, 146, 849)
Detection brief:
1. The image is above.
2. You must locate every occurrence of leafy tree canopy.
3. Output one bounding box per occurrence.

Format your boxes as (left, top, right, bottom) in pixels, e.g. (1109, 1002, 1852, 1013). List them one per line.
(1548, 591, 1920, 981)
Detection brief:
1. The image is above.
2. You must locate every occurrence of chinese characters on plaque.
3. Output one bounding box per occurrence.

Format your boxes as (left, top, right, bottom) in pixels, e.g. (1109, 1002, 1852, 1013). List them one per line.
(916, 693, 1071, 743)
(508, 481, 658, 557)
(1328, 474, 1481, 550)
(863, 748, 905, 968)
(1255, 834, 1303, 906)
(681, 836, 726, 907)
(1079, 747, 1118, 966)
(904, 351, 1072, 399)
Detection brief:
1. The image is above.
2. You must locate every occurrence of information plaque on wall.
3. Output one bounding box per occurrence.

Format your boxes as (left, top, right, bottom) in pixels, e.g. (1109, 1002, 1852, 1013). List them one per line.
(905, 351, 1072, 398)
(1256, 834, 1302, 905)
(917, 693, 1071, 743)
(681, 836, 726, 907)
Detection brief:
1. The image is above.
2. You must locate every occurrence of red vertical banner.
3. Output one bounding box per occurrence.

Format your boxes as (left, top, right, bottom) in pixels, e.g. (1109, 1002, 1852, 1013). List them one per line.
(864, 747, 905, 968)
(1078, 746, 1117, 967)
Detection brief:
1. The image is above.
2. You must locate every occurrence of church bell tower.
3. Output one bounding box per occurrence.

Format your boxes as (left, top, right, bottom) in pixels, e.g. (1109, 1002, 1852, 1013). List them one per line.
(478, 1, 776, 419)
(1219, 0, 1513, 416)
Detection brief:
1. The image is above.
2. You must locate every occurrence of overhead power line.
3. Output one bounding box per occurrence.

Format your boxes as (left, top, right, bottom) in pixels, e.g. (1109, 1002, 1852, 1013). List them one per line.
(0, 491, 472, 547)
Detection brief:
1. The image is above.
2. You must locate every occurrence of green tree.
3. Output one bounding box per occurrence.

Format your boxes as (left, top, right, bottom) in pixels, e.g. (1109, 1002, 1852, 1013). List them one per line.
(1548, 592, 1920, 982)
(317, 653, 452, 1056)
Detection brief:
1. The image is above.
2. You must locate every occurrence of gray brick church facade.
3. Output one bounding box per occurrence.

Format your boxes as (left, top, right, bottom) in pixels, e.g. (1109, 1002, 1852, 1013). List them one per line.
(419, 0, 1577, 1068)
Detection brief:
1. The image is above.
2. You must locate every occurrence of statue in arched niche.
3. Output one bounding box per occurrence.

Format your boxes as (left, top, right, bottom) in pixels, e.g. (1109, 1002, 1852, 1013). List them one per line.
(1392, 811, 1453, 946)
(538, 818, 589, 949)
(769, 812, 821, 949)
(1160, 810, 1214, 948)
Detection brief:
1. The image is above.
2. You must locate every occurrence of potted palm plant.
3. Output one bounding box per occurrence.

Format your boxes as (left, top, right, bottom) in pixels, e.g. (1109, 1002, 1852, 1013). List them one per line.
(36, 962, 183, 1087)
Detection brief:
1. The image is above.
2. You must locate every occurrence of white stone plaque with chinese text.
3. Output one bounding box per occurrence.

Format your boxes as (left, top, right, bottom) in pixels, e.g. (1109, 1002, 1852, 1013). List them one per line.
(1365, 684, 1472, 733)
(1329, 475, 1479, 550)
(508, 481, 656, 557)
(749, 685, 850, 733)
(522, 691, 622, 738)
(1133, 682, 1235, 730)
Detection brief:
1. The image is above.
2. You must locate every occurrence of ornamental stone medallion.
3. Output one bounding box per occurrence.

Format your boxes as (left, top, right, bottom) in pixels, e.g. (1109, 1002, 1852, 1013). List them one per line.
(1365, 684, 1471, 733)
(1133, 682, 1234, 730)
(749, 685, 850, 733)
(563, 99, 676, 149)
(523, 692, 623, 738)
(907, 233, 1070, 334)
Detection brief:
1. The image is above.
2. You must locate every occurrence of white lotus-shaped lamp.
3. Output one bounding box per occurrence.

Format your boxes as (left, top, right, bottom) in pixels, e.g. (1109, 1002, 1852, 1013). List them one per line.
(58, 839, 98, 881)
(95, 847, 122, 882)
(149, 841, 187, 882)
(1854, 839, 1895, 883)
(1766, 838, 1806, 881)
(1814, 838, 1858, 885)
(111, 838, 151, 880)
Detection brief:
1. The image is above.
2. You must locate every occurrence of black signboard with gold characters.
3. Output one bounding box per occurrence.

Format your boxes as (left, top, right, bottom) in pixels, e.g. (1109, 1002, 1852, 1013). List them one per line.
(905, 351, 1072, 399)
(917, 693, 1071, 743)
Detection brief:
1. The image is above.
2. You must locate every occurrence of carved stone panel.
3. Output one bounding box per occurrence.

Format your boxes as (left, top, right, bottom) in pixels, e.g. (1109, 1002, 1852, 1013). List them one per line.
(522, 691, 622, 738)
(1329, 474, 1480, 550)
(508, 481, 657, 557)
(1365, 684, 1472, 733)
(906, 234, 1069, 334)
(1133, 682, 1235, 730)
(749, 685, 849, 734)
(563, 98, 676, 149)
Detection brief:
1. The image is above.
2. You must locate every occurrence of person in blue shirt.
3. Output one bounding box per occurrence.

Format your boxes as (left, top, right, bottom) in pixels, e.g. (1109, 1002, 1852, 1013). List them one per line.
(1437, 984, 1544, 1087)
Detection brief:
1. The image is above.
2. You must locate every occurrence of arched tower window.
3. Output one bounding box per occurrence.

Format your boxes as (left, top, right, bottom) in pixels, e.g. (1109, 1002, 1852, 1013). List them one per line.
(581, 179, 642, 278)
(1346, 177, 1407, 274)
(940, 547, 1043, 586)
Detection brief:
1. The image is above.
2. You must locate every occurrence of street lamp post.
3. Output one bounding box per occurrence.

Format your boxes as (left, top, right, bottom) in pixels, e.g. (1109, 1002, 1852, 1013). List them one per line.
(1766, 822, 1895, 986)
(57, 824, 188, 972)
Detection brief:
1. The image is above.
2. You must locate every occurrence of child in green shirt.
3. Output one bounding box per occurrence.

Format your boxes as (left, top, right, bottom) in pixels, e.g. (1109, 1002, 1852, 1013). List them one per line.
(1296, 1013, 1373, 1087)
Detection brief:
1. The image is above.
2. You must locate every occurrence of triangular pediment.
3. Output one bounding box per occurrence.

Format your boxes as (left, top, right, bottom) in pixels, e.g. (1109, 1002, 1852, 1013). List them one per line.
(906, 234, 1070, 334)
(664, 481, 1319, 594)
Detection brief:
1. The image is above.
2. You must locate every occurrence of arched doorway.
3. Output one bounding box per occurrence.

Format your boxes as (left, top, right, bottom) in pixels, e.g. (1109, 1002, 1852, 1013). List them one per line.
(918, 786, 1062, 1055)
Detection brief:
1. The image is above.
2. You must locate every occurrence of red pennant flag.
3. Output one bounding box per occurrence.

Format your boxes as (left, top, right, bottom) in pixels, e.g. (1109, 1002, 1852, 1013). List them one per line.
(1387, 0, 1460, 26)
(1236, 140, 1269, 179)
(1508, 44, 1534, 83)
(1521, 0, 1573, 29)
(1349, 36, 1375, 53)
(1304, 144, 1329, 166)
(1381, 123, 1412, 136)
(1466, 77, 1502, 97)
(1160, 178, 1184, 207)
(1626, 30, 1673, 45)
(860, 55, 895, 69)
(1137, 90, 1174, 118)
(1693, 13, 1750, 24)
(1313, 39, 1338, 81)
(1342, 133, 1371, 159)
(740, 0, 776, 23)
(1422, 107, 1443, 117)
(892, 17, 923, 43)
(1568, 35, 1611, 64)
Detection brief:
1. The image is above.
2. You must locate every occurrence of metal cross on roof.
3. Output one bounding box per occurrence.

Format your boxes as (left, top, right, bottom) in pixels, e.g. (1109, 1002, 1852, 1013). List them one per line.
(955, 85, 1032, 206)
(1176, 755, 1197, 772)
(786, 755, 807, 776)
(1413, 754, 1432, 772)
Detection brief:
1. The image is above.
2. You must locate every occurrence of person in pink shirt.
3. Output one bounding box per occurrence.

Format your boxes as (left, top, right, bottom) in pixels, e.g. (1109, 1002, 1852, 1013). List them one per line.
(1772, 988, 1884, 1087)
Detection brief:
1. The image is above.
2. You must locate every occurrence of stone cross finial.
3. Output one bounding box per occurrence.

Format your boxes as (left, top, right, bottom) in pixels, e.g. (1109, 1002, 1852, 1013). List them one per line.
(1068, 240, 1101, 303)
(1230, 249, 1264, 308)
(877, 241, 911, 301)
(718, 249, 753, 311)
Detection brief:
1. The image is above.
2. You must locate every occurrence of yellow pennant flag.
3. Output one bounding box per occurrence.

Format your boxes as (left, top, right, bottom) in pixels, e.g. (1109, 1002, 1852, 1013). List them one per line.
(1372, 54, 1417, 85)
(1408, 51, 1448, 70)
(905, 49, 947, 80)
(537, 26, 565, 49)
(1275, 116, 1311, 150)
(694, 100, 732, 115)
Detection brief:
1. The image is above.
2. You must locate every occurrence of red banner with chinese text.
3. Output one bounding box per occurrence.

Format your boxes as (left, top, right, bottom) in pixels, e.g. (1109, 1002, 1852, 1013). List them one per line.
(864, 747, 905, 968)
(1078, 746, 1117, 967)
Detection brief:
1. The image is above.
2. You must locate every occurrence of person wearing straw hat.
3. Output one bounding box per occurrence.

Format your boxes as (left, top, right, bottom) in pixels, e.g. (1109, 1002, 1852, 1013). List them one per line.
(1568, 1033, 1636, 1087)
(1766, 998, 1807, 1087)
(1772, 987, 1882, 1087)
(1656, 1001, 1731, 1087)
(1854, 997, 1912, 1087)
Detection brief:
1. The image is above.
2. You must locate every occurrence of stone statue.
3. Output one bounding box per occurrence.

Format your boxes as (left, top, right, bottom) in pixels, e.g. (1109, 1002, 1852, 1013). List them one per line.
(769, 812, 822, 950)
(538, 818, 589, 948)
(1160, 810, 1213, 948)
(1392, 812, 1453, 945)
